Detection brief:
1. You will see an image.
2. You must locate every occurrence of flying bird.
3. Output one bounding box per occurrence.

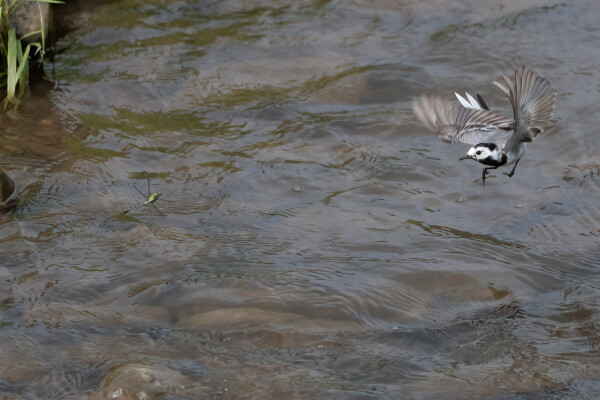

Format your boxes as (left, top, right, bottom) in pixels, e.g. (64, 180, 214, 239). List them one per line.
(412, 67, 556, 185)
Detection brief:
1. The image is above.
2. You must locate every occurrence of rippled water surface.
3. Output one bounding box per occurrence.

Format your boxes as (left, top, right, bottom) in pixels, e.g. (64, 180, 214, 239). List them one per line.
(1, 0, 600, 398)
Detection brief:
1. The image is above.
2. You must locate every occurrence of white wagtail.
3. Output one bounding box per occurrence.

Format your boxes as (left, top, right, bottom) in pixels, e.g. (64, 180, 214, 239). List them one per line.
(412, 67, 556, 185)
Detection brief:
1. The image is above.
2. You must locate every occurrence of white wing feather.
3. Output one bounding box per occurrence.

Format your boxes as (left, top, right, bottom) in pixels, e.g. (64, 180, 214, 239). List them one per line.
(454, 92, 482, 110)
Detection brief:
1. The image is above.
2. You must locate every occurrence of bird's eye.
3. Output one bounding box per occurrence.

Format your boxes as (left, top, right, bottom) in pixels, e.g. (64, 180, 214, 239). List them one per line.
(476, 150, 481, 155)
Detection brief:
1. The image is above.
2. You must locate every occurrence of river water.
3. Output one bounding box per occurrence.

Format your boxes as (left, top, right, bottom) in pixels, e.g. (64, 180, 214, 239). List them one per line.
(1, 0, 599, 398)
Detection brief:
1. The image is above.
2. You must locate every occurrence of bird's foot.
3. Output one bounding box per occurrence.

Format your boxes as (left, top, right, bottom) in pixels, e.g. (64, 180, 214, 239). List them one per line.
(507, 159, 520, 178)
(481, 168, 497, 186)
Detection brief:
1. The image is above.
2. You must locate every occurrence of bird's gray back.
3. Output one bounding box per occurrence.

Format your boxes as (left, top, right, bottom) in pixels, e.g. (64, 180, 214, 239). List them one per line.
(453, 127, 513, 147)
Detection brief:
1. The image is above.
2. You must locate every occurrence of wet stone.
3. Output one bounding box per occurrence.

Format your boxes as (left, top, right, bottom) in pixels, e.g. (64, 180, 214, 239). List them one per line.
(0, 168, 16, 205)
(8, 2, 49, 44)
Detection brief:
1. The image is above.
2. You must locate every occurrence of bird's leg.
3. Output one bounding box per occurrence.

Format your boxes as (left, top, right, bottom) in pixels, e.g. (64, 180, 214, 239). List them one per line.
(481, 166, 499, 186)
(507, 159, 520, 178)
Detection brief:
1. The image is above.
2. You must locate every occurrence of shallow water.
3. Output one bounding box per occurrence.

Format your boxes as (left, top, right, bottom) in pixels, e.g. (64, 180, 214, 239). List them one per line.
(1, 0, 600, 398)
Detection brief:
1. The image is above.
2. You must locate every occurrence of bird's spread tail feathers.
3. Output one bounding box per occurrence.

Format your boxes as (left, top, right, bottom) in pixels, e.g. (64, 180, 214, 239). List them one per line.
(493, 67, 556, 136)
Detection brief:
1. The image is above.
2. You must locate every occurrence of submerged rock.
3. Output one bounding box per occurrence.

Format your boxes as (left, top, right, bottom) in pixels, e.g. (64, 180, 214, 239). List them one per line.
(176, 307, 361, 332)
(89, 362, 194, 400)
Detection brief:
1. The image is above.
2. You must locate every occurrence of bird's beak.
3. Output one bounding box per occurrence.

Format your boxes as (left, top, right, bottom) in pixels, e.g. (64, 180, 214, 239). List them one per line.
(459, 156, 472, 161)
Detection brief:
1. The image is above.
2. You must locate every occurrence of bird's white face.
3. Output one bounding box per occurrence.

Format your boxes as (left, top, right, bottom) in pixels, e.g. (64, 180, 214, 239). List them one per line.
(466, 145, 499, 162)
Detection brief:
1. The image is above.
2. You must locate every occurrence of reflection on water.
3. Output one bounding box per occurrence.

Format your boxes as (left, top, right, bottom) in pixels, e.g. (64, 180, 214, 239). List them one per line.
(1, 0, 600, 398)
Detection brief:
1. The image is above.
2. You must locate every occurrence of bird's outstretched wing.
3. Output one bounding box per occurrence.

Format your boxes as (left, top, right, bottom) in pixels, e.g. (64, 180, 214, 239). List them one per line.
(412, 95, 513, 146)
(493, 67, 556, 144)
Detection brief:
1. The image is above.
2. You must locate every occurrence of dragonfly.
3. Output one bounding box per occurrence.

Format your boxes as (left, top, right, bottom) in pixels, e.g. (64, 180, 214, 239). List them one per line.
(121, 178, 163, 215)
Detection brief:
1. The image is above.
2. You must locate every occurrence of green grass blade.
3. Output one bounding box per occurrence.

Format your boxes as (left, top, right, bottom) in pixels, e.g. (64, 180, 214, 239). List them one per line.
(8, 0, 23, 16)
(2, 0, 64, 108)
(16, 43, 32, 96)
(38, 1, 45, 54)
(20, 29, 42, 41)
(5, 28, 17, 103)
